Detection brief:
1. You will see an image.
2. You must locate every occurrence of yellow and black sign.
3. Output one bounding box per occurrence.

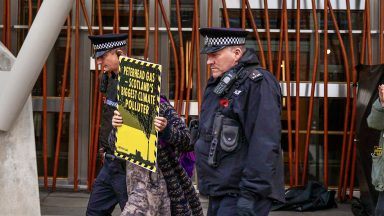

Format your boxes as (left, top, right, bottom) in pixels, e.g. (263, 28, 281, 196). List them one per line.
(115, 56, 162, 172)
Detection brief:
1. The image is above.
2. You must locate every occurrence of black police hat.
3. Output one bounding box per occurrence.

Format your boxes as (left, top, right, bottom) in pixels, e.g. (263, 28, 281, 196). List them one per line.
(199, 27, 248, 54)
(88, 33, 128, 58)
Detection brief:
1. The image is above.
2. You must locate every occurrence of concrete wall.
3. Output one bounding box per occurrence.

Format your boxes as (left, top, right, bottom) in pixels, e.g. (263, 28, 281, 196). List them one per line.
(0, 41, 39, 216)
(0, 96, 40, 216)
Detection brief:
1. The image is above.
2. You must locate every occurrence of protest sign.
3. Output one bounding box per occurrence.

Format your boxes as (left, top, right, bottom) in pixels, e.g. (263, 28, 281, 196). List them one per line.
(114, 56, 161, 172)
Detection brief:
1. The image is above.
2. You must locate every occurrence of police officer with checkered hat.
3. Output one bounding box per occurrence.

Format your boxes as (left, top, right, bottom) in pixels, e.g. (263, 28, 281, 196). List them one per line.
(86, 33, 128, 216)
(194, 27, 285, 216)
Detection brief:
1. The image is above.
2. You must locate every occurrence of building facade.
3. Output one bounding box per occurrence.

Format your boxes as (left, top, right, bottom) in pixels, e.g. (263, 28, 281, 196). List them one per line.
(0, 0, 377, 198)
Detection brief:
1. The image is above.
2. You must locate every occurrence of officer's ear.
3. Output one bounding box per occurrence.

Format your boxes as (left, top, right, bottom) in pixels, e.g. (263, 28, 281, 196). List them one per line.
(233, 46, 243, 62)
(115, 49, 124, 57)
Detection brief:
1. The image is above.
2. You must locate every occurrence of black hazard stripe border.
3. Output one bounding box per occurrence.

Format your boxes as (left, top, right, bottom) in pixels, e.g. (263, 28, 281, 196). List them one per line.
(114, 150, 157, 172)
(126, 57, 162, 71)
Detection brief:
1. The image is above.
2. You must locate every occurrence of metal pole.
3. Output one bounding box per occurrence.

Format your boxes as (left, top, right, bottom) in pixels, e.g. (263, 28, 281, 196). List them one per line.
(0, 0, 74, 131)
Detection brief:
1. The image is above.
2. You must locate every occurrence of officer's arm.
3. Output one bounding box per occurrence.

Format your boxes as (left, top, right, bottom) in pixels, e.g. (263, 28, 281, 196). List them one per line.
(158, 100, 192, 152)
(367, 99, 384, 130)
(99, 72, 108, 93)
(236, 75, 283, 200)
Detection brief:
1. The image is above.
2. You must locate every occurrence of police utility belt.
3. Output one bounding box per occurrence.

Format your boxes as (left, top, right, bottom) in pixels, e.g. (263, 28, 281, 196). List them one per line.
(100, 147, 125, 162)
(104, 152, 124, 161)
(211, 114, 241, 167)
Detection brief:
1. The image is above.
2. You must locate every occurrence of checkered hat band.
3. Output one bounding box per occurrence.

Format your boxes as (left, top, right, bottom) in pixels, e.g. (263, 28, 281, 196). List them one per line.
(204, 36, 246, 46)
(93, 40, 127, 51)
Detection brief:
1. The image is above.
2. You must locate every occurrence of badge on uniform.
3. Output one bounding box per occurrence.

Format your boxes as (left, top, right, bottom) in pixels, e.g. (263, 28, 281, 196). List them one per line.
(233, 89, 242, 96)
(248, 70, 263, 81)
(374, 146, 383, 157)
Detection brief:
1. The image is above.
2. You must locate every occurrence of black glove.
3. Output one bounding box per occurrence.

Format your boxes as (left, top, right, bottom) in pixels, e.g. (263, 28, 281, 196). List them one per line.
(237, 195, 256, 216)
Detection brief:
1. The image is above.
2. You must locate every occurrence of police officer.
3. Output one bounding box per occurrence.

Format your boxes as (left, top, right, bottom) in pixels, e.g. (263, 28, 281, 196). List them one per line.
(86, 33, 128, 216)
(367, 84, 384, 216)
(195, 27, 285, 216)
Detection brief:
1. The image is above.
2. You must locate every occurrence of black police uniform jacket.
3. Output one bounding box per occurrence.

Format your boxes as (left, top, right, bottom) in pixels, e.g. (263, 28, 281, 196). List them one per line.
(99, 72, 118, 153)
(195, 48, 285, 202)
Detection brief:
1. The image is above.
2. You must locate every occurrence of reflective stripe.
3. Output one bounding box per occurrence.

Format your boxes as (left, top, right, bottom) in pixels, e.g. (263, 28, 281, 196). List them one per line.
(105, 99, 118, 108)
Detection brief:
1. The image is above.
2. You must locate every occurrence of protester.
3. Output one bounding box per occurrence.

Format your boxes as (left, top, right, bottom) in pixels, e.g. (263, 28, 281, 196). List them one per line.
(367, 84, 384, 216)
(112, 95, 203, 216)
(194, 27, 285, 216)
(86, 33, 129, 215)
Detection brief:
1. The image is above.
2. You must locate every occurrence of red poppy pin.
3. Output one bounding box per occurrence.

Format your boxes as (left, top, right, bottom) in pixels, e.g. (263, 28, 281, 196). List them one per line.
(219, 98, 229, 108)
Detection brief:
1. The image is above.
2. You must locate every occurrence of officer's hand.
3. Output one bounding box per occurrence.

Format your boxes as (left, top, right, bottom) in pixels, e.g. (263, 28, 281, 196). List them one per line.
(237, 196, 256, 216)
(154, 116, 167, 132)
(112, 110, 123, 128)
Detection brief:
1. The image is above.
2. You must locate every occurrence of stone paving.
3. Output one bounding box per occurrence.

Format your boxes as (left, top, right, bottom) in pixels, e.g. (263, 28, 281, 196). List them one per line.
(40, 190, 354, 216)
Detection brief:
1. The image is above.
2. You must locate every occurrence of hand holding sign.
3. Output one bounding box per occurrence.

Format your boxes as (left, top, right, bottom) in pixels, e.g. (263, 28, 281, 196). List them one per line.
(112, 110, 123, 128)
(154, 116, 167, 132)
(114, 57, 162, 172)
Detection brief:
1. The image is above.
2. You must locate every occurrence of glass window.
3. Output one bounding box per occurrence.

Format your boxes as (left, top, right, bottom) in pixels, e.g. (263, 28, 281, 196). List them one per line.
(34, 112, 70, 177)
(319, 10, 364, 30)
(92, 0, 148, 59)
(168, 1, 196, 100)
(223, 9, 312, 29)
(170, 1, 194, 28)
(223, 9, 364, 31)
(16, 1, 71, 97)
(225, 9, 364, 82)
(32, 31, 71, 97)
(168, 30, 198, 100)
(93, 0, 148, 28)
(281, 97, 354, 186)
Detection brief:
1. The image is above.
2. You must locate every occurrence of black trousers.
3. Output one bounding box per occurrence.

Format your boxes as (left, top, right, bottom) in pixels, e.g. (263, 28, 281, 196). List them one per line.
(377, 191, 384, 216)
(86, 158, 127, 216)
(207, 194, 272, 216)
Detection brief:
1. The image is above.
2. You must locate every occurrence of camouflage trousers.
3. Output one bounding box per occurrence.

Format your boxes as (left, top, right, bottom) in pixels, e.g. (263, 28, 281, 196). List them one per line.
(120, 162, 171, 216)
